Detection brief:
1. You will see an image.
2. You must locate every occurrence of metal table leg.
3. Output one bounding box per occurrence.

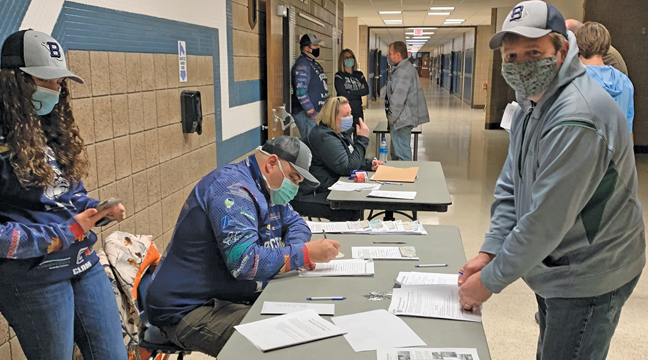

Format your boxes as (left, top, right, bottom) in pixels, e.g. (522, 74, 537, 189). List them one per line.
(413, 133, 419, 161)
(376, 133, 381, 157)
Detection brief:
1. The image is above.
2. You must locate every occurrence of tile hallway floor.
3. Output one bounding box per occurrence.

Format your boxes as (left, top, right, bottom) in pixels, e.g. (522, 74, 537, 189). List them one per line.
(179, 79, 648, 360)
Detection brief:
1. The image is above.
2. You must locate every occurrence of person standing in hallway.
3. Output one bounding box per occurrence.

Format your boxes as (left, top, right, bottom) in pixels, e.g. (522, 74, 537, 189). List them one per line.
(0, 30, 128, 359)
(385, 41, 430, 161)
(456, 2, 644, 360)
(291, 34, 329, 139)
(565, 19, 628, 75)
(335, 49, 369, 136)
(576, 22, 634, 132)
(291, 97, 382, 220)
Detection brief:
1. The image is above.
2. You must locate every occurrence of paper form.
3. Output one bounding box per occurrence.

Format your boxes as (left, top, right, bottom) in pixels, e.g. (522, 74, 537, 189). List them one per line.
(395, 272, 459, 285)
(388, 285, 482, 322)
(377, 347, 481, 360)
(368, 190, 417, 200)
(501, 101, 519, 132)
(331, 309, 426, 352)
(306, 220, 427, 235)
(329, 181, 381, 192)
(298, 259, 375, 277)
(261, 302, 335, 316)
(234, 309, 346, 352)
(352, 246, 419, 260)
(306, 221, 357, 234)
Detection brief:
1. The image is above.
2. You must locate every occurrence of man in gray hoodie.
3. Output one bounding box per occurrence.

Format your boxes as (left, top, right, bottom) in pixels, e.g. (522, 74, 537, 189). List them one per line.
(457, 2, 645, 359)
(385, 41, 430, 160)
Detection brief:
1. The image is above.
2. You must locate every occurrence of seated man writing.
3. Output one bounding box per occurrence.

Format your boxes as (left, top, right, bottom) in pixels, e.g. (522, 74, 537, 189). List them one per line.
(145, 135, 340, 357)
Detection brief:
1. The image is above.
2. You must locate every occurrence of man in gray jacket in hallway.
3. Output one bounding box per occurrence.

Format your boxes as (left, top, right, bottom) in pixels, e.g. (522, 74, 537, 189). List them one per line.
(385, 41, 430, 160)
(457, 2, 644, 360)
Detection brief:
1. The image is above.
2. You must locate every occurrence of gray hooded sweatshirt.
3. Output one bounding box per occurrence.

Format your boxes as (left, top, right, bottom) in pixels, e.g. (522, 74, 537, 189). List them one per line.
(480, 31, 645, 298)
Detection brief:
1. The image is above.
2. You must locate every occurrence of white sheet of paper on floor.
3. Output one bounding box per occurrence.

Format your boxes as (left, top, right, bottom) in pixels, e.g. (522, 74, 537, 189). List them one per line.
(331, 309, 426, 352)
(298, 259, 375, 277)
(352, 246, 419, 260)
(260, 301, 335, 316)
(234, 308, 346, 352)
(368, 190, 417, 200)
(388, 285, 482, 323)
(501, 101, 519, 132)
(329, 181, 381, 192)
(376, 347, 481, 360)
(395, 272, 459, 285)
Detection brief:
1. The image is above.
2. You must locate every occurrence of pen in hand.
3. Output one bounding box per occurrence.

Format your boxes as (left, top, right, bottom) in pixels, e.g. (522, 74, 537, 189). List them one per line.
(322, 230, 327, 239)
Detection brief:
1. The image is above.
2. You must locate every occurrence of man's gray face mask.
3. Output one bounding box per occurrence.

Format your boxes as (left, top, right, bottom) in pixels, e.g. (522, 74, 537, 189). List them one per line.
(501, 55, 559, 99)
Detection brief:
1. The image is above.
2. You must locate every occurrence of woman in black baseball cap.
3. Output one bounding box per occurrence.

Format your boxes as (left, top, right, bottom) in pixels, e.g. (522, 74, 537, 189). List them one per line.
(0, 30, 127, 359)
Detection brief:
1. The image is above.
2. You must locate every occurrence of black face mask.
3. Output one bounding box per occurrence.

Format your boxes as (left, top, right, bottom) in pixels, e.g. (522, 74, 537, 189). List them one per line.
(311, 48, 320, 58)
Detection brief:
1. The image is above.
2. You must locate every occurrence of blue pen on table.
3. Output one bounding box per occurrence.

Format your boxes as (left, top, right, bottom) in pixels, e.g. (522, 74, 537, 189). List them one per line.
(415, 264, 448, 268)
(307, 297, 346, 301)
(376, 181, 402, 185)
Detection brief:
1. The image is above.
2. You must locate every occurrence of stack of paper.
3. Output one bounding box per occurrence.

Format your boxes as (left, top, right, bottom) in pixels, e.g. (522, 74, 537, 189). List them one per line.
(368, 190, 417, 200)
(307, 220, 427, 235)
(352, 246, 419, 260)
(261, 301, 335, 315)
(331, 309, 426, 352)
(388, 284, 482, 323)
(298, 259, 374, 277)
(395, 272, 459, 285)
(329, 181, 381, 192)
(377, 347, 481, 360)
(234, 309, 346, 352)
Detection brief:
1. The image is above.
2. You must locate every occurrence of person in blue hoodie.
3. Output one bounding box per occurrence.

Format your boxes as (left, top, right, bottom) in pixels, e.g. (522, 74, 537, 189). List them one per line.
(576, 21, 634, 132)
(457, 3, 644, 360)
(0, 30, 127, 359)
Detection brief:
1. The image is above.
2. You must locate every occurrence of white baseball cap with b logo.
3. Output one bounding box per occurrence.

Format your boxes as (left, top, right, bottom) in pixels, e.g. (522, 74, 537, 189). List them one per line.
(0, 29, 84, 83)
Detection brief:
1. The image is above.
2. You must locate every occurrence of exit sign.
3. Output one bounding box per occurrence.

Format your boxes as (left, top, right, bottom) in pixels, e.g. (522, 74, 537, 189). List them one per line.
(413, 28, 423, 36)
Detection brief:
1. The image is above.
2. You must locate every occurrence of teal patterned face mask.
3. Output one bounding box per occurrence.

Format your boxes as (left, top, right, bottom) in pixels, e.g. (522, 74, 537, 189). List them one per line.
(501, 56, 559, 99)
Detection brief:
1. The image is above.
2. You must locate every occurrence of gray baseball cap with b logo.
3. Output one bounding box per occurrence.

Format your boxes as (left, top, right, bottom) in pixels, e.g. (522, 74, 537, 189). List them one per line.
(261, 135, 320, 187)
(489, 1, 567, 50)
(1, 29, 84, 83)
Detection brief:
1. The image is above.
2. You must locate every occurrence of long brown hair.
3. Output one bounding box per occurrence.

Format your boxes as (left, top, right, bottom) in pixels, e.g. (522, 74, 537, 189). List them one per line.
(0, 69, 88, 188)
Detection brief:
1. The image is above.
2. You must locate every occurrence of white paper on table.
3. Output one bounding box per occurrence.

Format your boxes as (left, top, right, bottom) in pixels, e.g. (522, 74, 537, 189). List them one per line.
(261, 301, 335, 316)
(395, 272, 459, 285)
(368, 190, 417, 200)
(377, 347, 481, 360)
(501, 101, 519, 132)
(388, 285, 482, 322)
(352, 246, 419, 260)
(298, 259, 375, 277)
(331, 309, 426, 352)
(329, 181, 381, 192)
(234, 309, 346, 352)
(306, 221, 355, 234)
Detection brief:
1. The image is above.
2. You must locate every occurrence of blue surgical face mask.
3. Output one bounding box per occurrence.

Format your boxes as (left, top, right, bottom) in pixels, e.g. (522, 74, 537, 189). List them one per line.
(344, 58, 355, 68)
(338, 116, 354, 132)
(263, 160, 299, 205)
(32, 86, 60, 116)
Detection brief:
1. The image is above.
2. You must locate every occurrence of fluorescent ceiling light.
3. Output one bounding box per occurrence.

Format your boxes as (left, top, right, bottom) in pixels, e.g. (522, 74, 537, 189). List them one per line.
(407, 27, 438, 30)
(445, 19, 465, 22)
(379, 11, 401, 14)
(428, 12, 451, 15)
(430, 7, 455, 10)
(384, 20, 403, 24)
(412, 36, 430, 39)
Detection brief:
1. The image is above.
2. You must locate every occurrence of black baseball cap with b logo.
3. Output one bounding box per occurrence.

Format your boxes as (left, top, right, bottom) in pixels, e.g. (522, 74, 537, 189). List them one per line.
(489, 1, 567, 50)
(1, 29, 84, 83)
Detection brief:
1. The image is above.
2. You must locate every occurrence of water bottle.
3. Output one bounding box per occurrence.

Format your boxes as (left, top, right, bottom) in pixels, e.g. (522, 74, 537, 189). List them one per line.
(379, 138, 388, 162)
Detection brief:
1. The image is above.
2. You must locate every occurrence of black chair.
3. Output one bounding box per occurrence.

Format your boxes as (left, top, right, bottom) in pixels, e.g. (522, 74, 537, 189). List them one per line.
(136, 273, 191, 360)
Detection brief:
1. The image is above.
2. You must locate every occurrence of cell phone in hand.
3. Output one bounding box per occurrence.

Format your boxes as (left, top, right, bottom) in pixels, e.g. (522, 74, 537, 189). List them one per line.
(95, 198, 122, 227)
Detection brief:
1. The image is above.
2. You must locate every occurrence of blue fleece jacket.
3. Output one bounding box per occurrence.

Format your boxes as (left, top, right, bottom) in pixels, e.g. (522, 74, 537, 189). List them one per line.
(0, 147, 100, 285)
(585, 65, 634, 131)
(145, 155, 312, 326)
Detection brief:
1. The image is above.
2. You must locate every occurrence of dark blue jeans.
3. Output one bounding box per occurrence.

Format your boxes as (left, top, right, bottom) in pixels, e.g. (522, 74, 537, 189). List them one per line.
(293, 111, 317, 139)
(536, 274, 640, 360)
(0, 263, 127, 360)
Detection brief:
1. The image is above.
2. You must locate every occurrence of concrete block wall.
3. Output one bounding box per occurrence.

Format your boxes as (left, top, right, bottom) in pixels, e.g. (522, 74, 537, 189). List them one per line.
(472, 25, 492, 108)
(232, 0, 267, 83)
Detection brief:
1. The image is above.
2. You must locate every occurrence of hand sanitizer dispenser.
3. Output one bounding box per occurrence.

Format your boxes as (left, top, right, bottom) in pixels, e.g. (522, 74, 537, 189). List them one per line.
(181, 90, 202, 135)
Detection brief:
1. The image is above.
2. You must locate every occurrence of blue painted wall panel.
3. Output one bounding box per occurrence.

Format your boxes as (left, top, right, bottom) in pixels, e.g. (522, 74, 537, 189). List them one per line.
(0, 0, 33, 55)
